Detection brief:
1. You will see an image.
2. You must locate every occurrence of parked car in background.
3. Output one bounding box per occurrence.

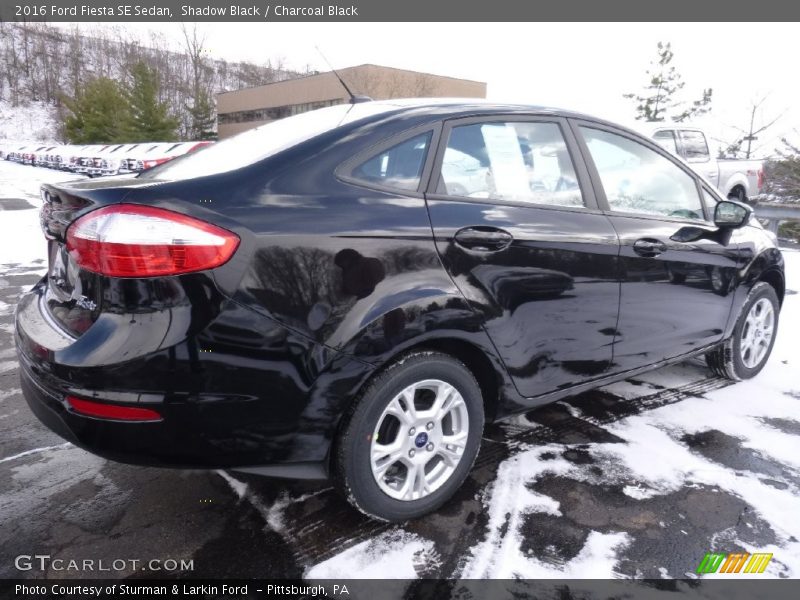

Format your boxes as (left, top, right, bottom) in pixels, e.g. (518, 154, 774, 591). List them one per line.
(41, 146, 67, 169)
(86, 143, 132, 176)
(17, 100, 784, 522)
(72, 145, 107, 175)
(644, 124, 764, 204)
(3, 140, 215, 174)
(51, 145, 79, 171)
(5, 145, 23, 162)
(122, 142, 170, 172)
(12, 145, 32, 162)
(96, 143, 144, 175)
(22, 145, 49, 165)
(38, 146, 57, 169)
(32, 146, 56, 167)
(122, 141, 214, 173)
(66, 145, 93, 172)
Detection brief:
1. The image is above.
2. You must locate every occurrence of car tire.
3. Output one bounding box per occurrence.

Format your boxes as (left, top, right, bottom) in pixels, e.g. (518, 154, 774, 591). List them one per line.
(706, 282, 779, 380)
(333, 350, 484, 522)
(667, 266, 686, 285)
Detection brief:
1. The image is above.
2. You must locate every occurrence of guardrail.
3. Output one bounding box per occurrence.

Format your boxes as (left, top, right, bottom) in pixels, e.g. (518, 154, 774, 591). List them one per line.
(752, 202, 800, 234)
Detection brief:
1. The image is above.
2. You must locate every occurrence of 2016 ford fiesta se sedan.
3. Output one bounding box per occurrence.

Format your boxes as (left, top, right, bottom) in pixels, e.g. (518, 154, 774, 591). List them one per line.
(16, 100, 784, 522)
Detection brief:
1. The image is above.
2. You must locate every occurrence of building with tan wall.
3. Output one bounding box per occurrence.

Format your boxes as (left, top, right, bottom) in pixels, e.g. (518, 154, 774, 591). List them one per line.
(216, 64, 487, 138)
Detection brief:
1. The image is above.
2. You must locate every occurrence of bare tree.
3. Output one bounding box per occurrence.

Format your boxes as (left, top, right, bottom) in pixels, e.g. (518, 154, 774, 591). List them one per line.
(717, 94, 786, 159)
(181, 24, 206, 100)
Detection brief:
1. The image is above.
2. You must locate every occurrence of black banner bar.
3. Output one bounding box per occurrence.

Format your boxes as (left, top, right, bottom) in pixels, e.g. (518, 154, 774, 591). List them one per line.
(2, 579, 800, 600)
(2, 0, 800, 22)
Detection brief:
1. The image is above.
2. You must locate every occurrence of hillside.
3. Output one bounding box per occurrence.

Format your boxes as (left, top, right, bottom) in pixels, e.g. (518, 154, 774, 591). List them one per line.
(0, 22, 307, 141)
(0, 100, 58, 143)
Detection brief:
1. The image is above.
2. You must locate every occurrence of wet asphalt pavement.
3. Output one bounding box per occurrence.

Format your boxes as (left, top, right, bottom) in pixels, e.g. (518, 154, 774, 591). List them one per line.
(1, 190, 799, 584)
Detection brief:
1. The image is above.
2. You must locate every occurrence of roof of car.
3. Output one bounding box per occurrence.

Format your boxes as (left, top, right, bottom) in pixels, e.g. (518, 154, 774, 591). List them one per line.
(340, 98, 629, 132)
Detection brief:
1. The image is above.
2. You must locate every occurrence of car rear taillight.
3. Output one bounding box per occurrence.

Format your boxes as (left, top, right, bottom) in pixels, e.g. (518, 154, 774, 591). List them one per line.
(757, 169, 765, 190)
(67, 395, 162, 422)
(66, 204, 240, 277)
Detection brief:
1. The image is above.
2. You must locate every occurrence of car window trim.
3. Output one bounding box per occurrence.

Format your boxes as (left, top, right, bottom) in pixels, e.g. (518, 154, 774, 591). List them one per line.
(425, 114, 601, 213)
(700, 184, 727, 222)
(569, 118, 712, 223)
(335, 123, 443, 198)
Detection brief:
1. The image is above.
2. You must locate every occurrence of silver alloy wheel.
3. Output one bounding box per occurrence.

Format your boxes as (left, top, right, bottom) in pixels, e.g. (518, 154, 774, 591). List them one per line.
(740, 298, 775, 369)
(370, 379, 469, 501)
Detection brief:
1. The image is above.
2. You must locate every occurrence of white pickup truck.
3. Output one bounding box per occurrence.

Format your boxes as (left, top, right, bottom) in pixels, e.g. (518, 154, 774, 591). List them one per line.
(642, 124, 764, 204)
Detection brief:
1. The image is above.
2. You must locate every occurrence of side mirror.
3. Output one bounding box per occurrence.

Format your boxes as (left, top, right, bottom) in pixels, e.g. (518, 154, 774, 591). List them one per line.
(714, 200, 752, 229)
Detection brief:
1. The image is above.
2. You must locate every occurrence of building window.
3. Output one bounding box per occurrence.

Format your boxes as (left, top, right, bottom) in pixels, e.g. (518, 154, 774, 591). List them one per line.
(219, 99, 343, 125)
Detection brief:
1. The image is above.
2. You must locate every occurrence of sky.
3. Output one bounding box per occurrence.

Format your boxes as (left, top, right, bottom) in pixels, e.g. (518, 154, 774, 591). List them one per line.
(71, 22, 799, 156)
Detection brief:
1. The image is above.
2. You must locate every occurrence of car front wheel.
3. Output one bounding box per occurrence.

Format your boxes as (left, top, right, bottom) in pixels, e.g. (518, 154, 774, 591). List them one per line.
(706, 282, 779, 380)
(334, 351, 484, 522)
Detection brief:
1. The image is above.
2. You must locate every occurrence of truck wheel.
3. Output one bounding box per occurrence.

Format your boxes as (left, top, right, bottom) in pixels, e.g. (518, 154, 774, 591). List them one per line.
(334, 351, 484, 522)
(728, 187, 746, 204)
(706, 282, 779, 380)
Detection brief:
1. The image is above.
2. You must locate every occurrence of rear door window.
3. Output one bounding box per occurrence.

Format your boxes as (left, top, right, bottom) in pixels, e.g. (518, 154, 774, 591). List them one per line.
(139, 103, 397, 181)
(350, 132, 433, 192)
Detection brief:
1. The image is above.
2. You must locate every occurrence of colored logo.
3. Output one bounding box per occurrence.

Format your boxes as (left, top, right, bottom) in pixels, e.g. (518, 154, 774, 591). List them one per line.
(414, 432, 429, 448)
(696, 552, 773, 574)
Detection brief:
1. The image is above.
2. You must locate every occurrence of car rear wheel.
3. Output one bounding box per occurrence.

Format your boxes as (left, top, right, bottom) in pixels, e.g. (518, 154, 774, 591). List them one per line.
(334, 351, 484, 522)
(706, 282, 779, 380)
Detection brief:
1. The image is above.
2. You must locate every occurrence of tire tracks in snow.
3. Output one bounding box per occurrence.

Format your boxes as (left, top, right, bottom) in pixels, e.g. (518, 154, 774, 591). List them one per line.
(228, 372, 734, 573)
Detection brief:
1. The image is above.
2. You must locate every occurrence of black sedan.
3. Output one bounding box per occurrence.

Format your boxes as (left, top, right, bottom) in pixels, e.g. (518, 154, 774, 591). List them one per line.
(15, 100, 784, 522)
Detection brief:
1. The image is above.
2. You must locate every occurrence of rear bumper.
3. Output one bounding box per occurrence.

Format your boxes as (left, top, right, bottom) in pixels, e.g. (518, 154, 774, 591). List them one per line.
(16, 359, 326, 479)
(14, 279, 361, 474)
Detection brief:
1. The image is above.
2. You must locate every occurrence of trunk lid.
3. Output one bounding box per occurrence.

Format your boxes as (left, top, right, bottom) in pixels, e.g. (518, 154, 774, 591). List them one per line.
(39, 176, 151, 336)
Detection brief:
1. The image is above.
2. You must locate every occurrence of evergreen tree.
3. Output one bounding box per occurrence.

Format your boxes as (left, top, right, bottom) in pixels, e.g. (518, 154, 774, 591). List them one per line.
(769, 138, 800, 198)
(187, 89, 217, 141)
(63, 77, 130, 143)
(126, 61, 178, 141)
(624, 42, 712, 123)
(766, 138, 800, 240)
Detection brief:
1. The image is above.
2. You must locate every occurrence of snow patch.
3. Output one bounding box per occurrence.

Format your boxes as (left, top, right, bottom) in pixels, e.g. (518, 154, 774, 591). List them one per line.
(0, 442, 72, 464)
(305, 529, 433, 580)
(622, 484, 662, 500)
(216, 470, 248, 500)
(460, 446, 633, 578)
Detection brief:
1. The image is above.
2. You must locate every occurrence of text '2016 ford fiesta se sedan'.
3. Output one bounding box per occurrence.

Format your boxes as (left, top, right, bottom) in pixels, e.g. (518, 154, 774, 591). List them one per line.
(16, 100, 784, 522)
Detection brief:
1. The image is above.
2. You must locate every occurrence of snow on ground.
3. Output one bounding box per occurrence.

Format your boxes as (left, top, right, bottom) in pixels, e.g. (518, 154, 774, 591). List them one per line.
(0, 159, 84, 206)
(0, 161, 85, 268)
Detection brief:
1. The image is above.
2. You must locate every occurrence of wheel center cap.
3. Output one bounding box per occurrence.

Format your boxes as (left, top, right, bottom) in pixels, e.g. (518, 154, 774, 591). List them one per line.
(414, 432, 429, 448)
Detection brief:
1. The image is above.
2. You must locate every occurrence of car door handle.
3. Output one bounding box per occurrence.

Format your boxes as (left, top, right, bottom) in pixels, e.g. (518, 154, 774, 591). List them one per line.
(453, 226, 513, 252)
(633, 238, 667, 257)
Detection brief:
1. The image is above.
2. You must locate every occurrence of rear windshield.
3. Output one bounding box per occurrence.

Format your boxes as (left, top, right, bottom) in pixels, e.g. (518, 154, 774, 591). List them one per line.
(139, 103, 397, 181)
